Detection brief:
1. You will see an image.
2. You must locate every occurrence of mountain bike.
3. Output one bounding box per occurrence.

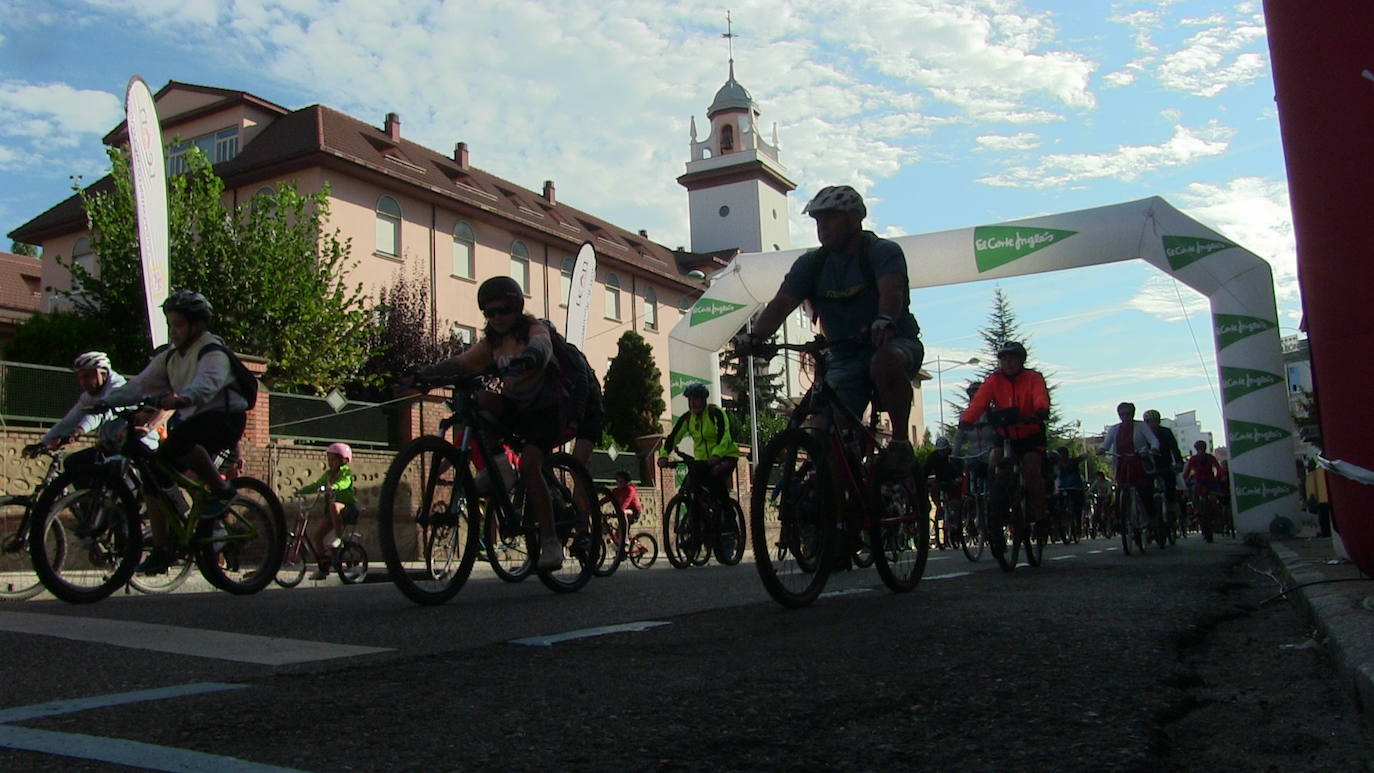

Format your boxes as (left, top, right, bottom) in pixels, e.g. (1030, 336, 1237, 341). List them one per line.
(748, 337, 929, 608)
(28, 402, 285, 604)
(1107, 452, 1150, 555)
(592, 490, 657, 575)
(952, 455, 990, 563)
(1, 447, 69, 601)
(276, 489, 369, 587)
(985, 409, 1045, 572)
(1189, 482, 1223, 543)
(377, 371, 597, 605)
(661, 451, 745, 569)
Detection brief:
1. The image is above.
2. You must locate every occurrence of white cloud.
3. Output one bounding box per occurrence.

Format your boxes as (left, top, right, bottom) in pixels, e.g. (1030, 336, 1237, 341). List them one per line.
(1125, 274, 1209, 322)
(1156, 10, 1268, 97)
(1102, 70, 1137, 88)
(973, 132, 1040, 152)
(0, 81, 122, 171)
(1175, 176, 1297, 302)
(976, 121, 1234, 188)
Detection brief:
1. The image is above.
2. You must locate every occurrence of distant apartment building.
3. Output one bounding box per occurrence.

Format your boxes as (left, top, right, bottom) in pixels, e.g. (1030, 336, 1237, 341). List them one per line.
(0, 251, 43, 348)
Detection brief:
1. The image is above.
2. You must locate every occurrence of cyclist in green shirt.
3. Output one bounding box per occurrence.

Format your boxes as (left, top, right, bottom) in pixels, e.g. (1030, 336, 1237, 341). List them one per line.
(295, 442, 357, 580)
(658, 382, 740, 505)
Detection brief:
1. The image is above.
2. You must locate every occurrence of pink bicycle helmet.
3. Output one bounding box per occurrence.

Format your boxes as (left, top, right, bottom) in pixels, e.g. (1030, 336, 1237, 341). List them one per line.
(326, 442, 353, 462)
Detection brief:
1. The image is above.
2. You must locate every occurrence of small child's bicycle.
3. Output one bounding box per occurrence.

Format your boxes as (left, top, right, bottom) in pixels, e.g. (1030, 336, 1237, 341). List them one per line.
(276, 487, 368, 587)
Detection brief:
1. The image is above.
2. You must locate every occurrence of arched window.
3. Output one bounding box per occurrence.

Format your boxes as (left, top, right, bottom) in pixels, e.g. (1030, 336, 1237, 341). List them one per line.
(560, 257, 575, 306)
(643, 286, 658, 331)
(375, 195, 401, 257)
(452, 221, 475, 279)
(605, 272, 622, 321)
(721, 124, 734, 152)
(510, 240, 530, 294)
(71, 237, 95, 290)
(252, 186, 277, 215)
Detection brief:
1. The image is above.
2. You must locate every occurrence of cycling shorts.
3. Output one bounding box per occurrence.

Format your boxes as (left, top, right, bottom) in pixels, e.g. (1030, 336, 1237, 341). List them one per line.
(161, 410, 246, 462)
(824, 336, 924, 418)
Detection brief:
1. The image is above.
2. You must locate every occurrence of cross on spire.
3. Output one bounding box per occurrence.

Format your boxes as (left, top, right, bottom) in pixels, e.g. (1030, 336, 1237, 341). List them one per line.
(722, 10, 738, 80)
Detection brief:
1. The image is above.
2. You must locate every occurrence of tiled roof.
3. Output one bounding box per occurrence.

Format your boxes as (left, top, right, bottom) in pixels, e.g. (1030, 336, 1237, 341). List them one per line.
(14, 83, 708, 290)
(0, 251, 43, 316)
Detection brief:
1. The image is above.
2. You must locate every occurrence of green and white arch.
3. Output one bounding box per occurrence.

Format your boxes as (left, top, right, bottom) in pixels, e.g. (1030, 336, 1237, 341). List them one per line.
(668, 196, 1298, 537)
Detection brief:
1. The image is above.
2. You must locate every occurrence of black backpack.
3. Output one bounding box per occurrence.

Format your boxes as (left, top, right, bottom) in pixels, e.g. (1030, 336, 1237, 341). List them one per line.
(159, 342, 259, 410)
(544, 327, 595, 419)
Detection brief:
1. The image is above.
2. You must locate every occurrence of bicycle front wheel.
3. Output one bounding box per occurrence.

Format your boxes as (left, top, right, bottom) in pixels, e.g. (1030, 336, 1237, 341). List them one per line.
(713, 498, 746, 566)
(485, 499, 532, 583)
(274, 534, 309, 588)
(592, 487, 627, 578)
(751, 429, 833, 608)
(336, 541, 369, 584)
(379, 435, 480, 605)
(663, 494, 696, 570)
(0, 495, 49, 600)
(197, 477, 285, 595)
(128, 520, 193, 595)
(959, 498, 984, 563)
(30, 475, 140, 604)
(535, 452, 597, 593)
(628, 532, 658, 568)
(870, 475, 929, 593)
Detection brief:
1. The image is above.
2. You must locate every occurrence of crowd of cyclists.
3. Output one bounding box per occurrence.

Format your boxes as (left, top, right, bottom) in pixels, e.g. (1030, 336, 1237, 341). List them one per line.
(2, 184, 1237, 607)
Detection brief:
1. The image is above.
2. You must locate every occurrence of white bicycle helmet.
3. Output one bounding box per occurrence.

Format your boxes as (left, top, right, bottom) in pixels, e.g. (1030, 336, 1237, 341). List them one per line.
(72, 351, 111, 373)
(802, 185, 867, 217)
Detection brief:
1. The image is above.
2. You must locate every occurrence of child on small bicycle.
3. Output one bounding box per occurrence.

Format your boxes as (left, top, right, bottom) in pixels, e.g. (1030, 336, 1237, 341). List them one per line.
(295, 442, 357, 580)
(611, 471, 642, 525)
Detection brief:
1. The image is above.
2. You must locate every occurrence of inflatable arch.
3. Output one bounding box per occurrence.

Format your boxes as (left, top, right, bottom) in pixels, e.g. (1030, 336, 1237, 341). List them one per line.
(668, 196, 1299, 538)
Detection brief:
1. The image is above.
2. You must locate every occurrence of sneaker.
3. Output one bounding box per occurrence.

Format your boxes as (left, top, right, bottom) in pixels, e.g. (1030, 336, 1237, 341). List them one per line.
(200, 486, 237, 520)
(878, 440, 916, 480)
(537, 537, 564, 571)
(138, 547, 172, 575)
(310, 562, 331, 581)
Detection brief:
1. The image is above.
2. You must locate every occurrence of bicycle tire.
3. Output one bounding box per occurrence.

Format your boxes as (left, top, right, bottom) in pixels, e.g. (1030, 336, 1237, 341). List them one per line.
(29, 473, 141, 604)
(713, 499, 746, 566)
(593, 487, 627, 578)
(989, 473, 1015, 572)
(128, 520, 194, 595)
(336, 541, 368, 584)
(628, 532, 658, 568)
(1119, 491, 1134, 555)
(534, 452, 597, 593)
(274, 533, 309, 588)
(196, 477, 285, 595)
(1153, 494, 1168, 549)
(852, 531, 876, 568)
(959, 497, 984, 562)
(379, 435, 480, 605)
(1200, 496, 1215, 543)
(751, 428, 834, 608)
(1023, 506, 1045, 568)
(1, 495, 50, 601)
(663, 493, 693, 570)
(870, 475, 929, 593)
(485, 499, 532, 583)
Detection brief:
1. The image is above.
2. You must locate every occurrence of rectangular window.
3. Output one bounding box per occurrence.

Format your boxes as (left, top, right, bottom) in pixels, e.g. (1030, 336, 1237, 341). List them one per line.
(605, 286, 621, 320)
(644, 298, 658, 330)
(214, 127, 239, 163)
(376, 218, 398, 257)
(511, 257, 530, 295)
(453, 324, 476, 346)
(453, 240, 473, 278)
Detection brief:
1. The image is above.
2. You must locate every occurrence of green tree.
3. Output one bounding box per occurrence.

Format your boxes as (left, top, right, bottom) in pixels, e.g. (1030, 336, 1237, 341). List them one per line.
(9, 241, 37, 257)
(54, 147, 376, 392)
(602, 330, 666, 449)
(2, 310, 113, 368)
(718, 330, 785, 448)
(352, 265, 464, 400)
(971, 286, 1070, 440)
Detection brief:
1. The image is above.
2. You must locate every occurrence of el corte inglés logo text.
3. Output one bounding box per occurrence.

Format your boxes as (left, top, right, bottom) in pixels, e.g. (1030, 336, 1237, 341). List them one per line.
(689, 298, 746, 326)
(669, 371, 699, 397)
(1232, 472, 1297, 512)
(1227, 418, 1291, 457)
(973, 226, 1076, 273)
(1214, 314, 1276, 350)
(1221, 366, 1282, 404)
(1163, 235, 1235, 271)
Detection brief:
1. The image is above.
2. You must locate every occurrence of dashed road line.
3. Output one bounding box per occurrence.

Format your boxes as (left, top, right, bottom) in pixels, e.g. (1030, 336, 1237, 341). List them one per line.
(0, 611, 392, 665)
(1050, 555, 1077, 561)
(0, 683, 247, 724)
(510, 620, 672, 646)
(925, 571, 972, 580)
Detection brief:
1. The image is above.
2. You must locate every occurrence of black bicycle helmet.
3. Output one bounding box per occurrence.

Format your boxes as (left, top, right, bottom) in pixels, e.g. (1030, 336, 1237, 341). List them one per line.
(162, 290, 213, 322)
(996, 341, 1027, 360)
(965, 380, 982, 397)
(802, 185, 866, 217)
(477, 276, 525, 311)
(683, 382, 709, 399)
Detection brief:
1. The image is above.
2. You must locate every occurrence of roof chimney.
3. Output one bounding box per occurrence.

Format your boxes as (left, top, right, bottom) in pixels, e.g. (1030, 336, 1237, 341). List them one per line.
(454, 142, 468, 168)
(638, 229, 648, 238)
(543, 180, 556, 204)
(384, 112, 401, 141)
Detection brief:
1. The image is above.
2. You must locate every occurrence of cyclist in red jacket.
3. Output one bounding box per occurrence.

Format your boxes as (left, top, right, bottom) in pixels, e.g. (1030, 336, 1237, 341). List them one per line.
(958, 342, 1051, 535)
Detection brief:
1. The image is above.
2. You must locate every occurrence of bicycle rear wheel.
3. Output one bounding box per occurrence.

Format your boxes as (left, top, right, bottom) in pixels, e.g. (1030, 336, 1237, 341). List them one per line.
(713, 498, 746, 566)
(129, 519, 193, 595)
(336, 541, 368, 584)
(379, 435, 480, 605)
(485, 499, 532, 583)
(197, 477, 285, 595)
(29, 474, 140, 604)
(870, 475, 929, 593)
(1, 495, 49, 601)
(959, 498, 984, 562)
(751, 429, 833, 608)
(593, 487, 627, 578)
(275, 534, 309, 588)
(988, 476, 1015, 572)
(628, 532, 658, 568)
(1023, 506, 1044, 567)
(535, 452, 597, 593)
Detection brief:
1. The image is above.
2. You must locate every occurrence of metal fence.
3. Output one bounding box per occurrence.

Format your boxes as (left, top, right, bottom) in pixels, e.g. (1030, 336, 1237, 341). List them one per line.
(267, 392, 390, 448)
(0, 361, 81, 426)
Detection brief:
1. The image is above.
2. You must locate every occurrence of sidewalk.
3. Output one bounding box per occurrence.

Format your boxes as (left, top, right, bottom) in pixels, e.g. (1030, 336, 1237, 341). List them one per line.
(1268, 534, 1374, 719)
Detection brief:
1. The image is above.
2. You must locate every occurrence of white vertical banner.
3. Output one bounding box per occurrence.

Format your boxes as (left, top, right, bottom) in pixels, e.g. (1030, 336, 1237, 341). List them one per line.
(125, 76, 170, 349)
(564, 241, 596, 348)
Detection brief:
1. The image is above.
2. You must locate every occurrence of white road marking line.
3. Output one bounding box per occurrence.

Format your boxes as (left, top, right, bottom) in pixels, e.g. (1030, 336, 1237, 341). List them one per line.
(510, 620, 672, 647)
(1087, 550, 1104, 554)
(0, 683, 246, 724)
(0, 612, 392, 665)
(1050, 555, 1077, 561)
(817, 588, 875, 599)
(925, 571, 972, 580)
(0, 682, 307, 772)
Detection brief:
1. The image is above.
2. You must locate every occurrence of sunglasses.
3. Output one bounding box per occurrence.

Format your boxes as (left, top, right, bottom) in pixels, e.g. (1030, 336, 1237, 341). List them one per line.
(482, 305, 518, 318)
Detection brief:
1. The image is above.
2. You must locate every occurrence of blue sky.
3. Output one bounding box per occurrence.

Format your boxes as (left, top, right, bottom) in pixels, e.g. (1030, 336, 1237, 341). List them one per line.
(0, 0, 1295, 443)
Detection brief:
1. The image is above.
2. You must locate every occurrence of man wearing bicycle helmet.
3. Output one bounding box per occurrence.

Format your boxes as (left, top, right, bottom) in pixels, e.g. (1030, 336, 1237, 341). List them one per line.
(658, 382, 740, 504)
(416, 275, 571, 571)
(736, 185, 924, 477)
(958, 342, 1051, 541)
(104, 290, 249, 573)
(26, 351, 158, 461)
(1142, 408, 1184, 523)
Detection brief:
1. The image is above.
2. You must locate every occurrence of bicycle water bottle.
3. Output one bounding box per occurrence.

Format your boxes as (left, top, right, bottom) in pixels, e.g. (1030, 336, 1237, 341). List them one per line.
(162, 484, 190, 517)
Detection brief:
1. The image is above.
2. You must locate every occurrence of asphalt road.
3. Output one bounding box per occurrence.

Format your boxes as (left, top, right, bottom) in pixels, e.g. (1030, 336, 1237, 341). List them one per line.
(1, 536, 1369, 772)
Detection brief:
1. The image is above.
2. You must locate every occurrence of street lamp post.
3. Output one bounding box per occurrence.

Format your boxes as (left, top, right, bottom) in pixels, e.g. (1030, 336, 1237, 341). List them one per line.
(922, 356, 981, 433)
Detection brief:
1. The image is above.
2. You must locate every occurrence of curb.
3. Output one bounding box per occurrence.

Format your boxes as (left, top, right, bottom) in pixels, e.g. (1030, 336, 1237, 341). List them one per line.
(1268, 542, 1374, 719)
